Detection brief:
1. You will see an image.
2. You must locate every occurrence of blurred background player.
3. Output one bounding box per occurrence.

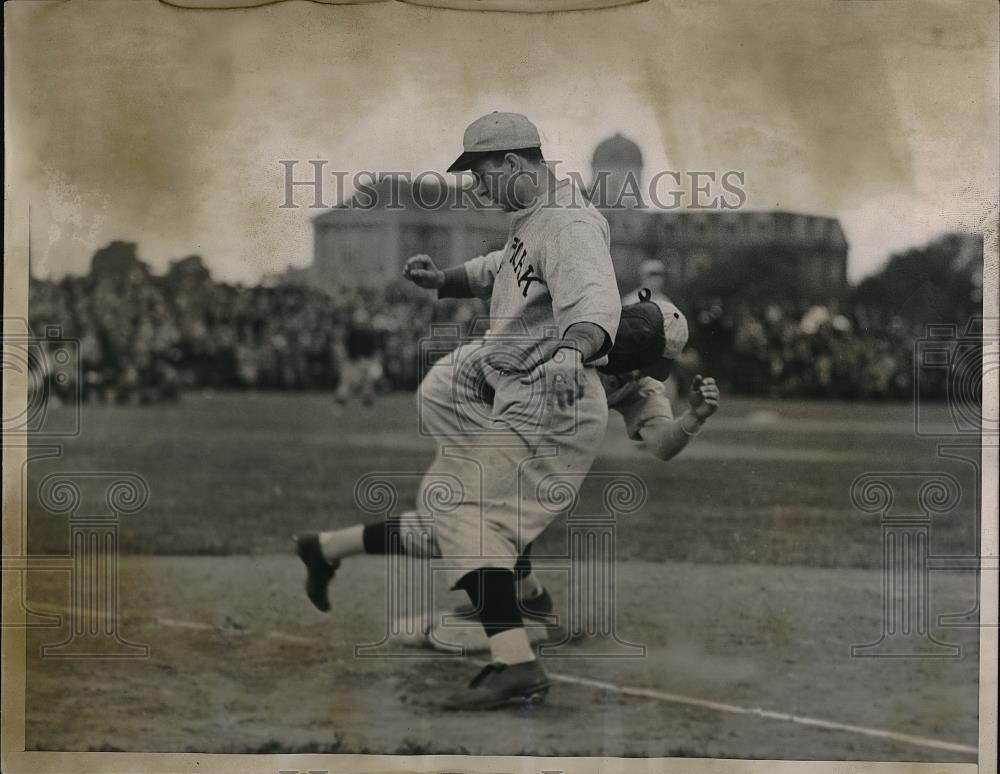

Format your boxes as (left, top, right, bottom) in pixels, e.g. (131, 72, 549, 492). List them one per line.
(622, 258, 672, 306)
(334, 308, 382, 406)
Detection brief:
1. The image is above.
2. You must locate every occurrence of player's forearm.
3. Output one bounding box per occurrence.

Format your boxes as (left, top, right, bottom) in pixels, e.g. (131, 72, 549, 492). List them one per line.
(437, 266, 473, 299)
(638, 410, 707, 461)
(557, 321, 611, 363)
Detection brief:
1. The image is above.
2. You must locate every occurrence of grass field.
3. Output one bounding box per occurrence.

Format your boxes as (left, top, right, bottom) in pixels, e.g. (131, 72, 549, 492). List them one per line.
(19, 391, 984, 759)
(26, 391, 981, 566)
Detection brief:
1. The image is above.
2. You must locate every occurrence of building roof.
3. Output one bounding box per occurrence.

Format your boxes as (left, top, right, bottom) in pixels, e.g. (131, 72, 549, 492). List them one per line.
(312, 175, 501, 225)
(592, 133, 643, 169)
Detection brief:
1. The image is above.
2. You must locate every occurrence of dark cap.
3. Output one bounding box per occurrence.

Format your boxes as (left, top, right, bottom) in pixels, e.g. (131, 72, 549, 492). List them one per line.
(601, 288, 689, 380)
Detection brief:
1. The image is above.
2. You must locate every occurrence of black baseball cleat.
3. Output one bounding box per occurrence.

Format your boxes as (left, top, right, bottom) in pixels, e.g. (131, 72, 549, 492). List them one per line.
(453, 587, 555, 621)
(442, 660, 551, 711)
(293, 532, 339, 612)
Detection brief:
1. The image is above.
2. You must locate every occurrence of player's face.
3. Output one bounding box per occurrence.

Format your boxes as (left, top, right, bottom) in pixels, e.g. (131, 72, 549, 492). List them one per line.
(471, 156, 522, 212)
(470, 158, 504, 208)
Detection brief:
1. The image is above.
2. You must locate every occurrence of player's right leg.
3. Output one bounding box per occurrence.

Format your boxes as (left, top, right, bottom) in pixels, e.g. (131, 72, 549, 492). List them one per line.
(293, 511, 435, 612)
(296, 342, 484, 613)
(360, 355, 379, 406)
(437, 364, 610, 677)
(292, 531, 342, 612)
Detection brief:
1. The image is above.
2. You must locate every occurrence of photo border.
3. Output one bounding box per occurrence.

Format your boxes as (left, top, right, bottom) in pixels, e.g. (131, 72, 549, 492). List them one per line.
(3, 1, 997, 772)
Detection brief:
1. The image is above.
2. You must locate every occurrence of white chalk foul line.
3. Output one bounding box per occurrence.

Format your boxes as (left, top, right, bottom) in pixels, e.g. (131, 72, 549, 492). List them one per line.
(28, 605, 977, 757)
(535, 668, 977, 756)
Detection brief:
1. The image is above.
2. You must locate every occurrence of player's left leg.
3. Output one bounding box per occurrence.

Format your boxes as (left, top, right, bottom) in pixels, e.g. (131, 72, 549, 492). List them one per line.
(442, 567, 550, 710)
(453, 542, 554, 620)
(435, 366, 609, 708)
(513, 545, 554, 617)
(334, 359, 356, 405)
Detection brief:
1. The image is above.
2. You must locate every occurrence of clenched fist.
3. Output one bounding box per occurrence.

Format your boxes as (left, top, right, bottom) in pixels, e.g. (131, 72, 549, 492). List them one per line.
(403, 254, 444, 289)
(688, 374, 720, 421)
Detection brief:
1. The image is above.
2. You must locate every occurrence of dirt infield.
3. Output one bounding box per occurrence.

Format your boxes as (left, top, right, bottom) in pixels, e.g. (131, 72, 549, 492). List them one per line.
(25, 554, 979, 760)
(18, 393, 983, 759)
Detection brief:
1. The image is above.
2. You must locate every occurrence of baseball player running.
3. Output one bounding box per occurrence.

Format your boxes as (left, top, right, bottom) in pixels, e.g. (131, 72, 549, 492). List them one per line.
(295, 111, 621, 710)
(295, 291, 721, 664)
(462, 290, 721, 625)
(385, 294, 721, 651)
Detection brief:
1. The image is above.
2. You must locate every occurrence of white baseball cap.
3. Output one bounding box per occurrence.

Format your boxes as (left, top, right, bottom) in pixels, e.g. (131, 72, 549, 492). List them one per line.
(637, 300, 688, 381)
(447, 112, 542, 173)
(654, 299, 689, 360)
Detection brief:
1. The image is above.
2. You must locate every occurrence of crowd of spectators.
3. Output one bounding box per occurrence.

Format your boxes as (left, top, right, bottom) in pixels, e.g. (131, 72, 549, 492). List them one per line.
(28, 242, 484, 406)
(28, 238, 980, 406)
(684, 300, 929, 400)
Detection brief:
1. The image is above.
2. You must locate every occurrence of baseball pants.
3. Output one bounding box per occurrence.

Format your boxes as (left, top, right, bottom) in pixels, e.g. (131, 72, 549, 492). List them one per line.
(395, 341, 608, 587)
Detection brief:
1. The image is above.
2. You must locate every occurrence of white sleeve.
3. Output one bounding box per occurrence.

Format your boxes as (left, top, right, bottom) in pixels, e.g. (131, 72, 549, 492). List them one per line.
(614, 377, 675, 440)
(462, 249, 504, 300)
(636, 416, 692, 462)
(542, 220, 621, 343)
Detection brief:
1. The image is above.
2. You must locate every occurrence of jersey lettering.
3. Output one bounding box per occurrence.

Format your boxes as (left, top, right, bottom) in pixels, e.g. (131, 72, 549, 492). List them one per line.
(516, 264, 544, 297)
(509, 238, 526, 274)
(504, 237, 545, 297)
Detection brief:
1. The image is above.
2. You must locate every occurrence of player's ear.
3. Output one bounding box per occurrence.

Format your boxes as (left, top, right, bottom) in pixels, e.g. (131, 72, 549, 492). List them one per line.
(502, 152, 521, 172)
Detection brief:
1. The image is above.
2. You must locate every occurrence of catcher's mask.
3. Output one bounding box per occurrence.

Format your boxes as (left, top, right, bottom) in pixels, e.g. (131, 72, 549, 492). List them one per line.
(599, 288, 688, 380)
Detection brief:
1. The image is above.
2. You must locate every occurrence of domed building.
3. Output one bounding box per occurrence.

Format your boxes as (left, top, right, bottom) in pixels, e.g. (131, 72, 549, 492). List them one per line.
(590, 133, 644, 209)
(304, 135, 848, 302)
(589, 134, 848, 297)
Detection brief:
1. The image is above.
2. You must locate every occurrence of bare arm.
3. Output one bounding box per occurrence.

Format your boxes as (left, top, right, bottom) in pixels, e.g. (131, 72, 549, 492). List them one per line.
(636, 411, 704, 461)
(636, 376, 720, 461)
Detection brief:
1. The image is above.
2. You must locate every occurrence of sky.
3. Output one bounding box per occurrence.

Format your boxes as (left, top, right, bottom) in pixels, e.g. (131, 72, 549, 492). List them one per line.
(6, 0, 998, 285)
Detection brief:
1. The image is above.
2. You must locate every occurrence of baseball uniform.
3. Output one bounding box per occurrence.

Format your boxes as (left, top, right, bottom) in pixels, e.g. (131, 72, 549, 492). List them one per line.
(403, 177, 621, 586)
